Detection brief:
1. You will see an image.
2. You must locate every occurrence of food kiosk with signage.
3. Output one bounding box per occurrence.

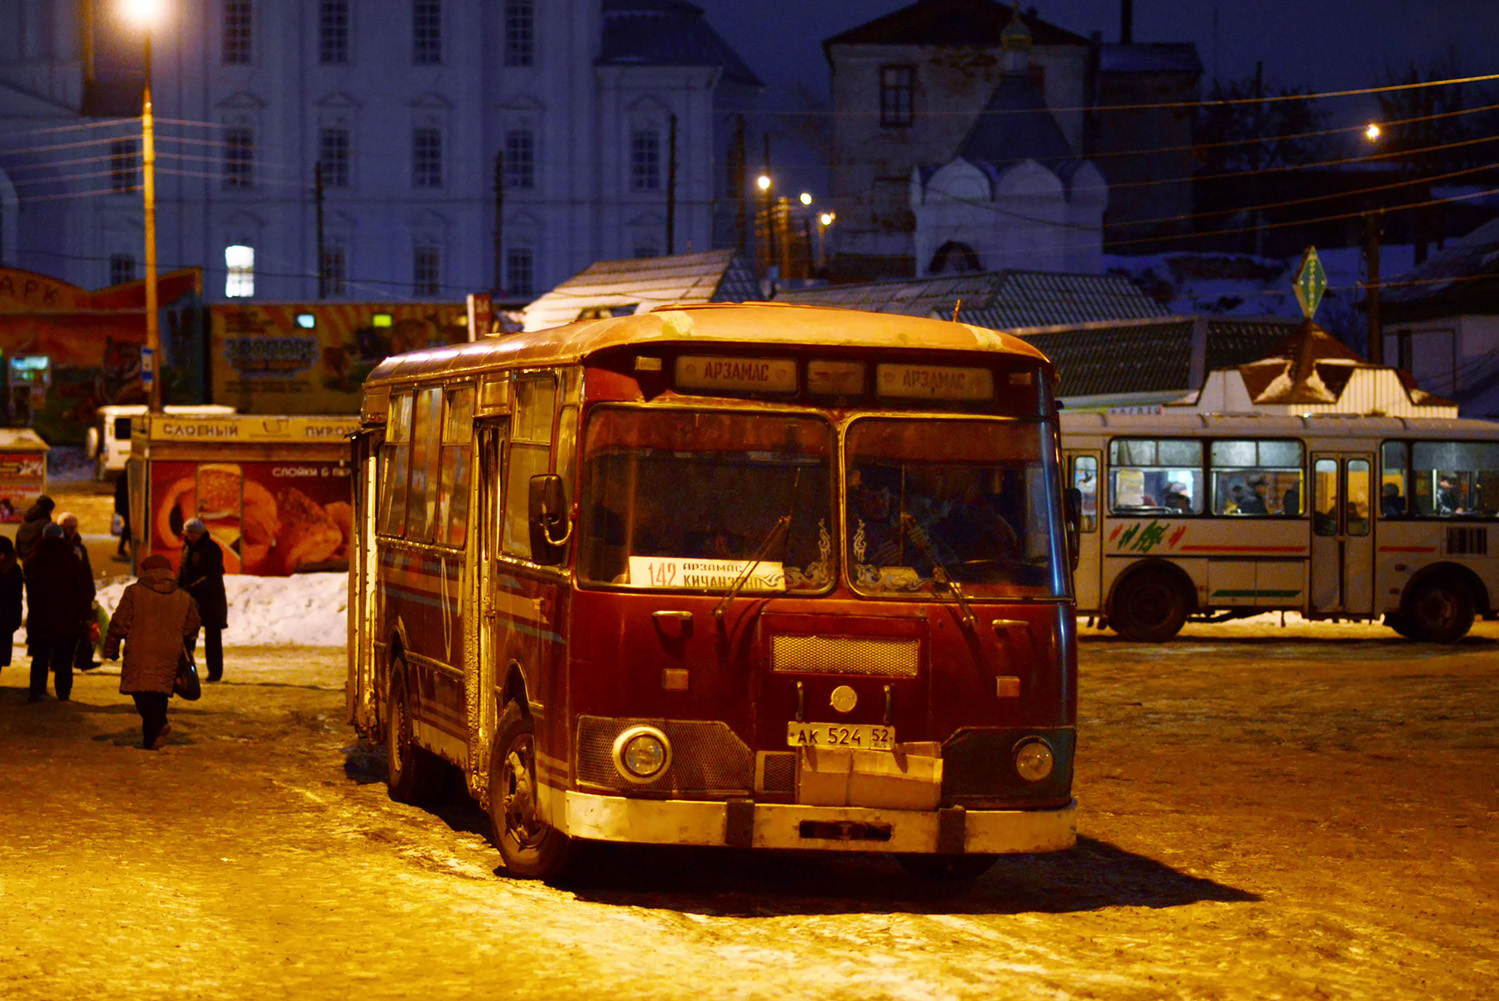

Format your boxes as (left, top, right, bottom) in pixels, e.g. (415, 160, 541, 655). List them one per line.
(128, 413, 357, 575)
(0, 428, 48, 522)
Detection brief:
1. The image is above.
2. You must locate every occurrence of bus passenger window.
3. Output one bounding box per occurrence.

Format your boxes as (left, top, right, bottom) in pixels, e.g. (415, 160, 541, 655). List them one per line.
(378, 393, 413, 537)
(1412, 440, 1499, 517)
(1210, 439, 1303, 517)
(1380, 441, 1407, 518)
(1071, 455, 1097, 531)
(1313, 458, 1339, 535)
(503, 375, 557, 560)
(1107, 437, 1203, 515)
(437, 387, 475, 547)
(406, 387, 443, 541)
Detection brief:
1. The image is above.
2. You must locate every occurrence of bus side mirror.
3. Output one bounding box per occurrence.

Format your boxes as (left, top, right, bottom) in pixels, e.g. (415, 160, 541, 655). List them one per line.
(529, 474, 571, 564)
(1064, 487, 1082, 572)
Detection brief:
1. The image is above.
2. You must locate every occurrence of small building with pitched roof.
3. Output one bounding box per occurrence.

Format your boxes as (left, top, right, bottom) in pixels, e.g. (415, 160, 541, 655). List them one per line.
(522, 249, 757, 332)
(1176, 319, 1458, 418)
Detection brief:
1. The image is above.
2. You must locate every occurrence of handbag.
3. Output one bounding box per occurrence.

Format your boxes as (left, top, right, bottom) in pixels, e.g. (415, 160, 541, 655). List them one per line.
(174, 646, 202, 701)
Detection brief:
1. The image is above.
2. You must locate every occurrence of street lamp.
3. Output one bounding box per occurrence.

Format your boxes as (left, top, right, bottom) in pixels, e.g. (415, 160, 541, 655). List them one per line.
(756, 174, 774, 279)
(817, 211, 835, 271)
(122, 0, 164, 412)
(1362, 121, 1385, 365)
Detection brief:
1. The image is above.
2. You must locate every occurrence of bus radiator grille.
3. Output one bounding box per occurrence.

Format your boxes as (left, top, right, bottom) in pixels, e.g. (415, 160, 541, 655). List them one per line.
(758, 751, 797, 794)
(770, 635, 920, 678)
(576, 717, 753, 795)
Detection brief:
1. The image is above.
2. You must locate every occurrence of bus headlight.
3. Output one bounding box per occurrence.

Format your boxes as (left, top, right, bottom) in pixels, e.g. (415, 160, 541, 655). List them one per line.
(612, 726, 672, 783)
(1013, 738, 1055, 782)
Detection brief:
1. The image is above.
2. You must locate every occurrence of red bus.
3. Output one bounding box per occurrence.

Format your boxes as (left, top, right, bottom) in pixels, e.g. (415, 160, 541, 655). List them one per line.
(347, 303, 1079, 880)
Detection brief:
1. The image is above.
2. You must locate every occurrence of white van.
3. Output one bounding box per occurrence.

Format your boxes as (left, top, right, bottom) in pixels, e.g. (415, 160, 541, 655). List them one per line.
(84, 404, 237, 480)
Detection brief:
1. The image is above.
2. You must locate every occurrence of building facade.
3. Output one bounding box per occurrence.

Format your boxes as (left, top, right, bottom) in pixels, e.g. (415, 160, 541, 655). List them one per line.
(0, 0, 760, 304)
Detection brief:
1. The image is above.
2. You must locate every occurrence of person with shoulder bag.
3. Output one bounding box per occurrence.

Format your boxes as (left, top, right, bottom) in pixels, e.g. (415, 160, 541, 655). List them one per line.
(102, 554, 202, 750)
(178, 519, 227, 683)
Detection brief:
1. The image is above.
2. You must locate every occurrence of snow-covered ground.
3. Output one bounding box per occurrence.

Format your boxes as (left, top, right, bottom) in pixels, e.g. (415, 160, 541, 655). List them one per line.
(90, 572, 349, 647)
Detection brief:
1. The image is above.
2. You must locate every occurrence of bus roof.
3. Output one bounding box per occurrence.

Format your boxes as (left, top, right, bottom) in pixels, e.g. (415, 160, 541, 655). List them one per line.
(1060, 410, 1499, 438)
(362, 302, 1051, 387)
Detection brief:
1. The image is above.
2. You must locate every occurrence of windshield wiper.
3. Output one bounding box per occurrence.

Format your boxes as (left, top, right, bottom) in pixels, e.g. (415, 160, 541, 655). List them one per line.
(712, 514, 791, 624)
(899, 512, 977, 632)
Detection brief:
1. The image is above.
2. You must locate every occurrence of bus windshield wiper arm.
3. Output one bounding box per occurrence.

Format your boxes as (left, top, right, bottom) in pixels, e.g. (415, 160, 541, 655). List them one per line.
(900, 513, 977, 631)
(713, 515, 792, 623)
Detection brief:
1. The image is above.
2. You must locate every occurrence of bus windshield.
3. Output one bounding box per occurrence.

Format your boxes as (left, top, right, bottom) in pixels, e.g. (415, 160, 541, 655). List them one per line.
(578, 407, 835, 591)
(846, 418, 1066, 599)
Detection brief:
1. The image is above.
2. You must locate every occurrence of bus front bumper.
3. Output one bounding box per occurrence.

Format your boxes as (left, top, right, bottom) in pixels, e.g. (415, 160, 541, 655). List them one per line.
(556, 789, 1077, 854)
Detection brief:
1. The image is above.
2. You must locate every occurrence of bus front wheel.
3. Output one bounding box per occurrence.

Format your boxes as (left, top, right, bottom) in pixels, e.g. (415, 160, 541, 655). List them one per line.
(1111, 568, 1190, 642)
(489, 702, 572, 880)
(1404, 578, 1474, 643)
(387, 661, 440, 804)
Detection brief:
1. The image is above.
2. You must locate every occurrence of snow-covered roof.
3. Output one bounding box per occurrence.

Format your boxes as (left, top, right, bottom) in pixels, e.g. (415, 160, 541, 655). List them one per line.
(1383, 216, 1499, 317)
(774, 270, 1167, 329)
(522, 250, 757, 332)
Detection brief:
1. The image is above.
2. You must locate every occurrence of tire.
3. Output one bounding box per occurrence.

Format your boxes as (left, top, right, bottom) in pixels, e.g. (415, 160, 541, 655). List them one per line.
(1110, 567, 1190, 642)
(489, 702, 572, 880)
(896, 853, 997, 881)
(1384, 612, 1418, 639)
(386, 660, 440, 804)
(1403, 578, 1474, 644)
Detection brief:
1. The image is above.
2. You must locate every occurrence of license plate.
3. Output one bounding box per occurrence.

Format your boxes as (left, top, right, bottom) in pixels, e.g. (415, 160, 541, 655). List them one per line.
(787, 722, 895, 751)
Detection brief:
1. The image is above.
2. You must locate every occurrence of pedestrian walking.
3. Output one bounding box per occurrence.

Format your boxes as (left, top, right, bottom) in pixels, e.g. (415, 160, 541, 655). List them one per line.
(102, 554, 201, 750)
(23, 523, 94, 702)
(15, 494, 55, 561)
(57, 512, 100, 672)
(178, 519, 227, 683)
(113, 473, 132, 562)
(0, 536, 22, 679)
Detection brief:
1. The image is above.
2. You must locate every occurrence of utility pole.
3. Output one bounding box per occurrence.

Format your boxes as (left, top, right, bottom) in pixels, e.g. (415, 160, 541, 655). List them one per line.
(1251, 61, 1264, 258)
(1364, 208, 1384, 365)
(666, 113, 678, 255)
(314, 160, 326, 299)
(493, 151, 505, 292)
(761, 133, 774, 279)
(142, 30, 160, 412)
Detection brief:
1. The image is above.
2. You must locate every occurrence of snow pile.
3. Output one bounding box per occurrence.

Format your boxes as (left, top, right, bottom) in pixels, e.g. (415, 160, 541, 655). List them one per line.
(94, 572, 348, 647)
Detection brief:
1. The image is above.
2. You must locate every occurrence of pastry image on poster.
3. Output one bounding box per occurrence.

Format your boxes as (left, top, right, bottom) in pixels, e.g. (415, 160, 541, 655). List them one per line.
(150, 460, 352, 576)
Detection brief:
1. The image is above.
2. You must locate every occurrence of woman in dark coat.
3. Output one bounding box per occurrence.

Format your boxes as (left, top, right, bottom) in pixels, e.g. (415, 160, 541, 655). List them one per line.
(103, 554, 201, 750)
(23, 524, 95, 702)
(15, 494, 55, 562)
(178, 519, 227, 683)
(0, 536, 22, 677)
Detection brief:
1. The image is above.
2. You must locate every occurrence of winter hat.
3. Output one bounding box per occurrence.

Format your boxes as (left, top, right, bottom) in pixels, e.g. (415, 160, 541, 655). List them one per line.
(42, 523, 65, 539)
(141, 554, 173, 571)
(36, 495, 55, 512)
(184, 518, 207, 537)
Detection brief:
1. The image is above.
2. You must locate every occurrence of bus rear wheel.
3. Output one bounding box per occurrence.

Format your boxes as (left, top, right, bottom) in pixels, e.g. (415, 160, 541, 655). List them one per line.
(1111, 568, 1190, 642)
(387, 661, 440, 804)
(489, 702, 572, 880)
(1404, 578, 1474, 643)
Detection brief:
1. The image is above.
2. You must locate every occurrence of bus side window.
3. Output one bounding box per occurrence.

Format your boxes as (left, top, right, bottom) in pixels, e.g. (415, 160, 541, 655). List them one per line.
(437, 386, 475, 547)
(503, 374, 558, 560)
(378, 393, 413, 537)
(1380, 441, 1407, 518)
(1070, 455, 1097, 531)
(405, 387, 443, 541)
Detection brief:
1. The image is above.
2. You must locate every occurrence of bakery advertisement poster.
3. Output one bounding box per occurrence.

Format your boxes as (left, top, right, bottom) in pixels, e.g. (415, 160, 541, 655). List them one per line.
(148, 459, 353, 576)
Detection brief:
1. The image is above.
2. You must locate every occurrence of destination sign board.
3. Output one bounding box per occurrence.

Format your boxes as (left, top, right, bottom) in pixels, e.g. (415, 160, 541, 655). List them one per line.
(876, 364, 993, 401)
(675, 356, 797, 394)
(626, 556, 786, 592)
(807, 360, 866, 396)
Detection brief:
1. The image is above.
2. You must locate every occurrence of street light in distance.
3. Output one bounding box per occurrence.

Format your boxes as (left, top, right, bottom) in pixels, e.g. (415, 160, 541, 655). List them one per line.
(120, 0, 166, 412)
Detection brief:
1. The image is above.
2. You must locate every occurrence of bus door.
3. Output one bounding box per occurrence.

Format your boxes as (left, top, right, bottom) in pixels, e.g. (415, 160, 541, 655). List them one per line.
(1065, 451, 1102, 611)
(1310, 453, 1374, 615)
(476, 423, 506, 760)
(348, 429, 381, 734)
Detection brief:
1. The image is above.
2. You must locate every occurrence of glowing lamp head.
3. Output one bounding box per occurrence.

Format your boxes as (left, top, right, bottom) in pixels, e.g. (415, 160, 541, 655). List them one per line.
(1365, 122, 1382, 142)
(799, 192, 812, 206)
(121, 0, 167, 27)
(819, 212, 835, 227)
(756, 174, 772, 192)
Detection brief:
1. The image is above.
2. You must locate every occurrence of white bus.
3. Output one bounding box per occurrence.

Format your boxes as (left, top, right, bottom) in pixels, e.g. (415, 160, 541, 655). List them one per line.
(84, 404, 236, 480)
(1061, 412, 1499, 642)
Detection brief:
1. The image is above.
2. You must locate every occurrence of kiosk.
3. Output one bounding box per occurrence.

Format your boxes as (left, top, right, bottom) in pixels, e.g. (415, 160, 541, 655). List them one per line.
(127, 413, 357, 575)
(0, 428, 48, 522)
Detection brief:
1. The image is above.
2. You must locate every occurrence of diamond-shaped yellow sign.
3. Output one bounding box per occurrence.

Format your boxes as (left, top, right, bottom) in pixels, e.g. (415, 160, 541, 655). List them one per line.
(1293, 246, 1326, 319)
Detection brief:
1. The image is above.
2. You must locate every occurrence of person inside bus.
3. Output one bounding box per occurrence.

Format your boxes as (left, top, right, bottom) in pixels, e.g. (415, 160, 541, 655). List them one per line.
(1239, 479, 1269, 514)
(1380, 482, 1406, 518)
(1164, 482, 1192, 512)
(848, 466, 904, 567)
(1436, 475, 1461, 515)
